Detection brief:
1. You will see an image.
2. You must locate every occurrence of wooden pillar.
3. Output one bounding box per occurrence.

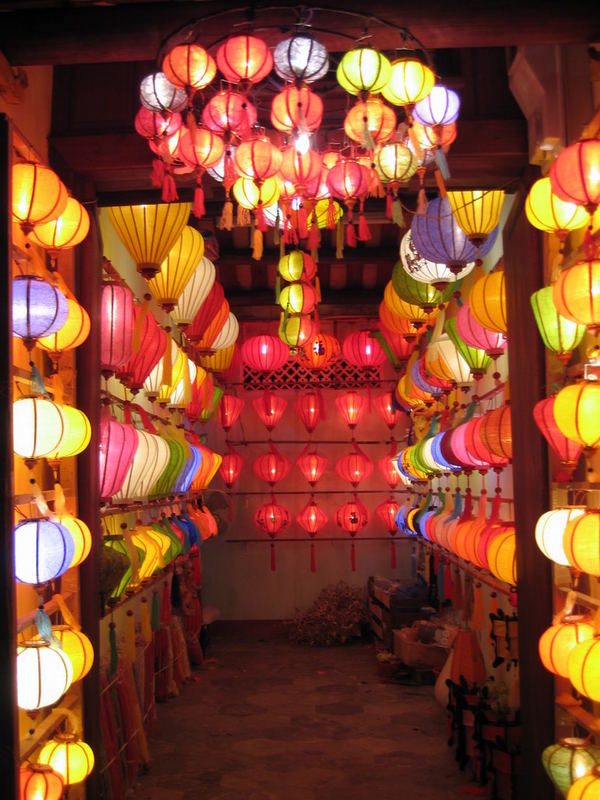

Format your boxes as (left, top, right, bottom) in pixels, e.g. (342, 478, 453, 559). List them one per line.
(0, 114, 18, 800)
(75, 198, 102, 800)
(504, 186, 553, 799)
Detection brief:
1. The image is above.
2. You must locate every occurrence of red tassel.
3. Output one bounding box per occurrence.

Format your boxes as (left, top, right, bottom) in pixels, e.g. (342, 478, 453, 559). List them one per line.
(192, 549, 201, 586)
(351, 541, 356, 572)
(151, 159, 165, 188)
(193, 179, 205, 218)
(390, 540, 397, 569)
(358, 212, 371, 242)
(386, 191, 393, 220)
(160, 579, 172, 624)
(443, 563, 453, 601)
(307, 218, 319, 250)
(297, 205, 308, 239)
(256, 203, 267, 233)
(326, 197, 336, 230)
(270, 542, 276, 572)
(346, 221, 357, 247)
(310, 542, 316, 573)
(162, 171, 178, 202)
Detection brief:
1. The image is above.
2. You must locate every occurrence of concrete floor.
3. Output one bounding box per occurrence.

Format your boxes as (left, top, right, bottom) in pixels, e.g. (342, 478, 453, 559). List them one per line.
(134, 627, 466, 800)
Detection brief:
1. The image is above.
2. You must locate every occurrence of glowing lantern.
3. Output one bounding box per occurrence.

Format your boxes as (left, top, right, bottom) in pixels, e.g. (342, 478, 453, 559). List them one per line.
(254, 501, 291, 569)
(296, 450, 328, 487)
(16, 641, 73, 711)
(198, 342, 236, 373)
(173, 443, 203, 493)
(130, 527, 161, 578)
(112, 429, 171, 502)
(98, 414, 138, 499)
(300, 332, 340, 369)
(336, 391, 368, 430)
(392, 261, 448, 309)
(216, 34, 273, 85)
(536, 507, 585, 566)
(14, 517, 74, 584)
(400, 229, 473, 287)
(38, 734, 95, 785)
(335, 448, 374, 488)
(20, 764, 65, 800)
(100, 282, 135, 375)
(382, 57, 435, 106)
(279, 313, 315, 351)
(343, 330, 386, 368)
(445, 317, 492, 378)
(374, 143, 418, 186)
(549, 139, 600, 213)
(373, 392, 402, 429)
(336, 496, 369, 566)
(543, 738, 600, 797)
(46, 405, 90, 460)
(539, 615, 594, 678)
(37, 297, 90, 359)
(379, 323, 417, 362)
(234, 137, 282, 182)
(295, 391, 322, 433)
(140, 71, 187, 113)
(242, 334, 289, 371)
(553, 260, 600, 333)
(147, 226, 204, 312)
(38, 625, 94, 683)
(279, 146, 322, 188)
(554, 382, 600, 450)
(116, 308, 166, 392)
(464, 415, 508, 469)
(297, 499, 328, 536)
(479, 405, 512, 462)
(278, 282, 318, 316)
(162, 43, 216, 90)
(486, 526, 517, 585)
(199, 310, 238, 352)
(191, 444, 222, 492)
(12, 162, 68, 234)
(533, 397, 583, 476)
(219, 448, 244, 489)
(375, 498, 401, 533)
(526, 176, 591, 238)
(469, 270, 507, 335)
(218, 394, 244, 432)
(135, 107, 182, 141)
(413, 85, 460, 127)
(447, 190, 504, 247)
(563, 510, 600, 575)
(567, 768, 600, 800)
(29, 196, 90, 254)
(251, 392, 286, 435)
(171, 256, 216, 328)
(271, 85, 323, 133)
(273, 33, 329, 83)
(379, 299, 421, 337)
(233, 177, 280, 210)
(107, 203, 191, 279)
(12, 275, 68, 347)
(531, 285, 585, 362)
(327, 158, 370, 205)
(278, 251, 317, 283)
(568, 640, 600, 702)
(456, 301, 506, 358)
(337, 47, 391, 96)
(344, 98, 396, 147)
(202, 90, 257, 136)
(186, 280, 225, 342)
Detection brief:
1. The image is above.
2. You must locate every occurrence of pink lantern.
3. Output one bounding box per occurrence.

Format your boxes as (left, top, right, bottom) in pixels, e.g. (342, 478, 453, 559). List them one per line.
(456, 301, 507, 358)
(100, 282, 135, 377)
(98, 411, 138, 500)
(343, 330, 387, 368)
(242, 334, 289, 371)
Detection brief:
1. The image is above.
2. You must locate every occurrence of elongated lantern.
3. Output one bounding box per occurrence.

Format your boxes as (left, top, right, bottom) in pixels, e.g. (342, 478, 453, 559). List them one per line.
(100, 282, 135, 376)
(336, 391, 367, 430)
(171, 256, 216, 329)
(218, 394, 245, 432)
(533, 397, 582, 477)
(112, 429, 171, 502)
(115, 306, 166, 392)
(147, 225, 204, 311)
(295, 391, 322, 433)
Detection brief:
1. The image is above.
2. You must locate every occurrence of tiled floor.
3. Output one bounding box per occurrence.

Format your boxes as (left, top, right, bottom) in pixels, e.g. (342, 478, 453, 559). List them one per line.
(134, 627, 465, 800)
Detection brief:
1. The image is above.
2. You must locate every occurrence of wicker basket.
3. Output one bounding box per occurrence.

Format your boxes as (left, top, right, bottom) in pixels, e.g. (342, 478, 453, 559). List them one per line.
(394, 624, 448, 669)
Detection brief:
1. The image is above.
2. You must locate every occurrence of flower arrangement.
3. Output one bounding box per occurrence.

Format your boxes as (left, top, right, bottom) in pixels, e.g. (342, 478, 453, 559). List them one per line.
(287, 581, 369, 646)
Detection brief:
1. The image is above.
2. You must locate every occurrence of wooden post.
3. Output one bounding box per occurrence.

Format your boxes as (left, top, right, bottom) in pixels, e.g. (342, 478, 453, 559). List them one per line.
(504, 186, 553, 800)
(75, 198, 102, 800)
(0, 114, 18, 800)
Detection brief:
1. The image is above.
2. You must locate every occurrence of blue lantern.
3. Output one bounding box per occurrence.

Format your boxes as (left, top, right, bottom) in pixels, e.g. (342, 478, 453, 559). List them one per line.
(15, 518, 74, 584)
(12, 275, 68, 347)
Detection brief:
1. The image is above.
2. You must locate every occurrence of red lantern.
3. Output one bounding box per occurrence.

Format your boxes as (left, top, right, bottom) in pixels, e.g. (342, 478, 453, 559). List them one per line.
(480, 405, 513, 462)
(343, 330, 387, 368)
(336, 495, 369, 570)
(295, 391, 323, 433)
(253, 446, 291, 486)
(378, 324, 417, 362)
(201, 90, 257, 137)
(184, 371, 213, 423)
(186, 281, 225, 342)
(335, 446, 374, 487)
(464, 415, 508, 469)
(242, 334, 289, 371)
(534, 396, 583, 480)
(234, 136, 282, 182)
(135, 107, 182, 141)
(271, 85, 323, 133)
(254, 498, 290, 570)
(376, 498, 401, 533)
(373, 391, 402, 429)
(379, 444, 402, 489)
(218, 394, 245, 432)
(219, 447, 244, 488)
(216, 35, 273, 85)
(252, 391, 287, 432)
(296, 450, 328, 487)
(336, 391, 368, 430)
(162, 43, 217, 91)
(115, 305, 166, 392)
(297, 498, 328, 572)
(550, 138, 600, 213)
(98, 411, 138, 500)
(194, 297, 231, 353)
(327, 158, 370, 203)
(279, 147, 322, 190)
(100, 282, 135, 377)
(300, 332, 341, 369)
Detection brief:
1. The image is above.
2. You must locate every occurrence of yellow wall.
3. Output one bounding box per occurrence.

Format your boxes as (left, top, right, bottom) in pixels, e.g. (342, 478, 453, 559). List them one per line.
(0, 65, 52, 160)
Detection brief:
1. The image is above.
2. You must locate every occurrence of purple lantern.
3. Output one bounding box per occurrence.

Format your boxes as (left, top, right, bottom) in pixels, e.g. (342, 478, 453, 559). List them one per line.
(12, 275, 68, 346)
(413, 85, 460, 127)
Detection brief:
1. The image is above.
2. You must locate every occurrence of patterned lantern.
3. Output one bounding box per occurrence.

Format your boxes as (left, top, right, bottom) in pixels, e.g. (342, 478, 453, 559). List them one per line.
(531, 285, 585, 361)
(343, 330, 386, 368)
(202, 90, 257, 136)
(242, 334, 289, 371)
(539, 615, 594, 678)
(278, 251, 317, 282)
(456, 300, 507, 358)
(216, 34, 273, 85)
(115, 307, 166, 392)
(400, 229, 473, 287)
(413, 85, 460, 127)
(38, 734, 95, 785)
(373, 391, 402, 429)
(336, 496, 370, 532)
(543, 738, 600, 798)
(37, 297, 90, 359)
(337, 47, 391, 96)
(563, 510, 600, 575)
(219, 448, 244, 489)
(29, 196, 90, 254)
(447, 190, 505, 247)
(162, 43, 216, 90)
(374, 143, 418, 186)
(296, 450, 328, 487)
(100, 282, 135, 375)
(278, 314, 315, 351)
(140, 71, 187, 113)
(278, 282, 318, 315)
(273, 34, 329, 83)
(336, 391, 368, 430)
(344, 98, 396, 147)
(526, 176, 591, 238)
(553, 260, 600, 334)
(554, 382, 600, 451)
(568, 642, 600, 703)
(335, 447, 374, 487)
(12, 162, 67, 234)
(536, 507, 585, 566)
(392, 260, 448, 309)
(16, 641, 73, 711)
(295, 391, 322, 433)
(12, 275, 69, 348)
(445, 317, 492, 378)
(382, 58, 435, 106)
(98, 413, 138, 499)
(300, 332, 340, 369)
(234, 136, 282, 182)
(469, 270, 507, 335)
(218, 394, 245, 432)
(148, 225, 204, 312)
(533, 397, 583, 476)
(253, 392, 287, 432)
(14, 518, 74, 584)
(20, 764, 65, 800)
(271, 85, 323, 133)
(171, 256, 216, 329)
(549, 138, 600, 213)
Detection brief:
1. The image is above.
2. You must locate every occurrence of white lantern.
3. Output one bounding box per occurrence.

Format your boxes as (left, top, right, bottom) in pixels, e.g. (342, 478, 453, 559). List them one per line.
(112, 429, 171, 501)
(17, 641, 73, 711)
(211, 312, 239, 351)
(401, 230, 474, 286)
(144, 337, 179, 399)
(170, 257, 216, 328)
(273, 34, 329, 84)
(140, 72, 188, 114)
(536, 507, 586, 566)
(13, 397, 66, 460)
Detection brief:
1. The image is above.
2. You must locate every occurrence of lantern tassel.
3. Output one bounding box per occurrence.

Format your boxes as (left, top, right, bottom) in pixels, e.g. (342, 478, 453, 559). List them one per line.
(193, 178, 206, 219)
(218, 197, 234, 231)
(336, 219, 344, 259)
(350, 540, 356, 572)
(297, 205, 309, 239)
(435, 146, 451, 180)
(368, 168, 385, 198)
(255, 203, 267, 233)
(273, 208, 280, 245)
(161, 170, 178, 203)
(390, 540, 397, 569)
(270, 542, 276, 572)
(346, 220, 357, 247)
(434, 168, 448, 199)
(310, 541, 316, 573)
(35, 609, 61, 647)
(30, 362, 47, 396)
(275, 275, 281, 304)
(408, 124, 423, 161)
(362, 118, 376, 151)
(53, 480, 66, 514)
(386, 191, 393, 219)
(236, 204, 250, 227)
(326, 197, 336, 230)
(358, 204, 371, 242)
(392, 198, 405, 228)
(252, 226, 263, 261)
(151, 158, 165, 188)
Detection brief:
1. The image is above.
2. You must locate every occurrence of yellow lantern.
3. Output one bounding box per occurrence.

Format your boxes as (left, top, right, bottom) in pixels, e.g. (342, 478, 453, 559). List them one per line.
(536, 508, 585, 566)
(12, 162, 68, 234)
(232, 177, 279, 210)
(447, 190, 505, 247)
(539, 615, 595, 677)
(107, 203, 191, 279)
(38, 734, 95, 785)
(48, 405, 91, 459)
(29, 196, 90, 253)
(468, 270, 507, 334)
(144, 525, 172, 562)
(37, 298, 90, 358)
(568, 768, 600, 800)
(526, 177, 590, 238)
(383, 281, 438, 329)
(197, 343, 236, 372)
(170, 256, 216, 329)
(35, 625, 94, 683)
(156, 346, 186, 404)
(336, 47, 391, 96)
(13, 397, 65, 461)
(16, 640, 73, 711)
(382, 57, 435, 106)
(553, 260, 600, 333)
(555, 382, 600, 451)
(147, 226, 205, 312)
(563, 510, 600, 574)
(168, 358, 199, 407)
(568, 638, 600, 702)
(487, 527, 517, 585)
(58, 515, 92, 568)
(131, 528, 161, 579)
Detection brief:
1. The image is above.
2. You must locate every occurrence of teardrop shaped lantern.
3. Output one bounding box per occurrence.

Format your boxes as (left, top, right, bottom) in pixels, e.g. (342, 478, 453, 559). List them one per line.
(162, 43, 217, 91)
(140, 71, 187, 113)
(343, 330, 386, 368)
(336, 391, 368, 430)
(447, 190, 505, 247)
(218, 394, 245, 432)
(115, 307, 166, 392)
(14, 518, 75, 584)
(202, 90, 258, 136)
(337, 47, 391, 96)
(100, 282, 135, 376)
(344, 98, 396, 147)
(531, 285, 586, 361)
(400, 229, 473, 287)
(271, 85, 323, 133)
(216, 34, 273, 85)
(549, 138, 600, 214)
(295, 391, 322, 433)
(300, 332, 340, 369)
(456, 300, 507, 358)
(533, 397, 583, 477)
(191, 443, 223, 493)
(252, 391, 288, 432)
(171, 256, 216, 329)
(379, 451, 402, 489)
(526, 176, 591, 238)
(553, 260, 600, 334)
(373, 391, 402, 429)
(98, 413, 138, 500)
(413, 85, 460, 127)
(563, 510, 600, 575)
(445, 316, 492, 378)
(12, 275, 69, 348)
(382, 57, 435, 106)
(335, 448, 374, 488)
(242, 334, 289, 371)
(107, 203, 191, 279)
(186, 280, 225, 342)
(17, 641, 73, 711)
(468, 269, 507, 335)
(37, 297, 90, 360)
(376, 499, 401, 533)
(147, 225, 204, 312)
(253, 447, 291, 486)
(29, 196, 90, 254)
(554, 382, 600, 451)
(12, 162, 68, 234)
(273, 33, 329, 84)
(219, 448, 244, 489)
(296, 450, 328, 487)
(543, 738, 600, 798)
(297, 499, 328, 535)
(112, 429, 171, 502)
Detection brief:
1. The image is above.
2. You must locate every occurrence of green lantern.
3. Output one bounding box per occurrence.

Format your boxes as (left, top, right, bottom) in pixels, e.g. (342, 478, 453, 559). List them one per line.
(445, 317, 492, 379)
(392, 261, 455, 309)
(412, 437, 437, 476)
(150, 435, 187, 498)
(103, 535, 145, 599)
(199, 386, 224, 423)
(530, 286, 586, 363)
(542, 738, 600, 797)
(152, 520, 183, 562)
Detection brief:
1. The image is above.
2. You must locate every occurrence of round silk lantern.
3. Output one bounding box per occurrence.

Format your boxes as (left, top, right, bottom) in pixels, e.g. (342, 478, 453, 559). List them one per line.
(554, 382, 600, 450)
(20, 764, 65, 800)
(526, 176, 591, 238)
(400, 229, 473, 287)
(278, 313, 315, 351)
(12, 162, 67, 234)
(218, 394, 244, 432)
(98, 413, 138, 500)
(278, 251, 316, 282)
(253, 392, 287, 431)
(216, 34, 272, 85)
(100, 282, 135, 375)
(536, 507, 585, 566)
(382, 57, 434, 106)
(344, 97, 396, 147)
(219, 449, 244, 489)
(465, 415, 508, 469)
(38, 734, 95, 785)
(13, 397, 65, 461)
(279, 281, 317, 315)
(271, 85, 323, 133)
(567, 768, 600, 800)
(337, 47, 391, 96)
(12, 275, 68, 347)
(301, 332, 340, 369)
(531, 285, 586, 361)
(273, 33, 329, 84)
(139, 71, 187, 113)
(37, 297, 90, 359)
(539, 615, 595, 678)
(413, 85, 460, 127)
(549, 138, 600, 213)
(40, 625, 94, 682)
(233, 177, 280, 210)
(29, 196, 90, 254)
(563, 510, 600, 575)
(295, 391, 322, 433)
(336, 391, 368, 430)
(533, 397, 583, 476)
(543, 738, 600, 797)
(335, 448, 373, 487)
(456, 301, 506, 357)
(568, 640, 600, 703)
(15, 518, 74, 584)
(234, 136, 282, 182)
(202, 90, 257, 136)
(47, 404, 91, 460)
(192, 444, 222, 492)
(148, 225, 204, 311)
(57, 515, 92, 568)
(162, 43, 216, 91)
(469, 270, 507, 335)
(374, 142, 418, 186)
(296, 450, 328, 487)
(242, 334, 289, 371)
(479, 405, 513, 461)
(16, 641, 73, 711)
(553, 260, 600, 333)
(343, 330, 386, 368)
(335, 497, 369, 533)
(327, 158, 370, 206)
(392, 261, 447, 309)
(447, 190, 505, 247)
(486, 525, 517, 585)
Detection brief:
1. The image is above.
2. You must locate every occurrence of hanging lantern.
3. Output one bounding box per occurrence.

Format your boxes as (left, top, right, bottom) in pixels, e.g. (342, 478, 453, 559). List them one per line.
(115, 308, 166, 392)
(199, 309, 238, 353)
(232, 177, 280, 211)
(20, 764, 65, 800)
(107, 203, 191, 279)
(344, 98, 396, 148)
(553, 260, 600, 334)
(216, 34, 273, 85)
(218, 394, 245, 432)
(297, 499, 328, 537)
(554, 382, 600, 451)
(162, 43, 216, 91)
(197, 342, 236, 374)
(242, 334, 289, 372)
(12, 275, 69, 348)
(100, 282, 135, 376)
(456, 300, 507, 358)
(563, 766, 600, 800)
(526, 176, 591, 238)
(373, 392, 402, 429)
(382, 57, 435, 106)
(295, 391, 322, 433)
(300, 332, 340, 369)
(98, 413, 138, 500)
(464, 415, 508, 469)
(147, 225, 204, 312)
(539, 615, 595, 678)
(279, 146, 323, 189)
(14, 517, 74, 584)
(278, 251, 317, 283)
(536, 507, 585, 566)
(479, 404, 513, 461)
(273, 33, 329, 83)
(374, 142, 418, 186)
(468, 269, 507, 335)
(271, 85, 323, 133)
(486, 525, 517, 585)
(39, 625, 94, 683)
(171, 256, 216, 328)
(337, 47, 391, 96)
(186, 280, 225, 342)
(135, 107, 182, 141)
(531, 285, 586, 361)
(392, 260, 449, 309)
(428, 337, 472, 388)
(379, 299, 422, 337)
(112, 429, 171, 502)
(278, 281, 318, 315)
(533, 397, 583, 476)
(29, 196, 90, 254)
(343, 330, 386, 368)
(56, 514, 92, 569)
(234, 136, 282, 182)
(563, 510, 600, 575)
(219, 449, 244, 489)
(336, 497, 369, 532)
(202, 90, 258, 136)
(327, 158, 370, 205)
(379, 323, 417, 362)
(375, 499, 401, 533)
(445, 316, 492, 378)
(447, 190, 505, 247)
(254, 501, 291, 536)
(37, 297, 90, 359)
(12, 162, 68, 234)
(336, 391, 368, 430)
(379, 451, 402, 489)
(568, 640, 600, 702)
(38, 734, 95, 785)
(400, 229, 473, 287)
(140, 71, 187, 113)
(543, 738, 600, 797)
(278, 313, 315, 352)
(549, 138, 600, 214)
(413, 85, 460, 127)
(335, 448, 373, 488)
(412, 120, 457, 152)
(296, 450, 328, 487)
(16, 641, 73, 711)
(191, 443, 222, 492)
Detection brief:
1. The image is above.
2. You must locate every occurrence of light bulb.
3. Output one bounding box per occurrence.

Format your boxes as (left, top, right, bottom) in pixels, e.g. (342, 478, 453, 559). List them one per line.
(294, 132, 311, 155)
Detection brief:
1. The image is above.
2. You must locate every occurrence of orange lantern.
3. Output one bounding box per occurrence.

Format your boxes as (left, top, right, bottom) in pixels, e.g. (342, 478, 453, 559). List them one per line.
(486, 525, 517, 585)
(279, 147, 322, 189)
(412, 120, 457, 151)
(29, 196, 90, 255)
(549, 138, 600, 214)
(191, 443, 222, 493)
(469, 270, 507, 335)
(219, 447, 244, 489)
(539, 615, 595, 677)
(271, 85, 323, 133)
(479, 404, 513, 462)
(563, 510, 600, 575)
(344, 98, 396, 148)
(162, 43, 217, 91)
(216, 34, 273, 85)
(553, 260, 600, 333)
(20, 764, 64, 800)
(234, 136, 282, 182)
(12, 162, 67, 234)
(300, 332, 340, 369)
